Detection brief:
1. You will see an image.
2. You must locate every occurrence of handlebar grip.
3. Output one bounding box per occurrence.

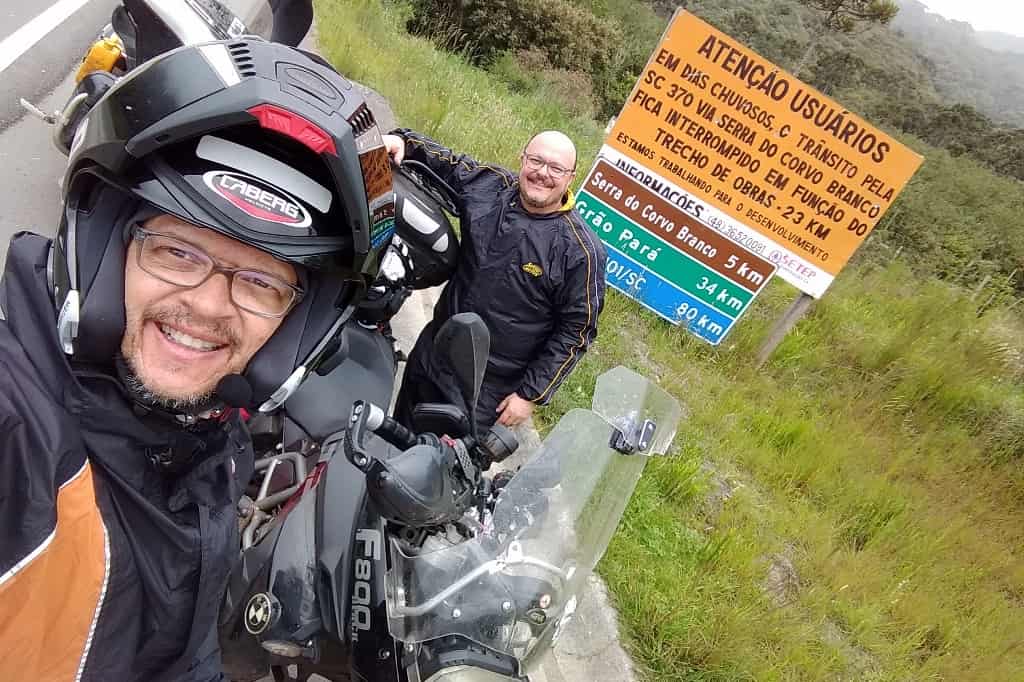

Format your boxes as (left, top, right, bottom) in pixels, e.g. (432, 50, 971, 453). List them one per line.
(363, 403, 419, 450)
(377, 417, 418, 450)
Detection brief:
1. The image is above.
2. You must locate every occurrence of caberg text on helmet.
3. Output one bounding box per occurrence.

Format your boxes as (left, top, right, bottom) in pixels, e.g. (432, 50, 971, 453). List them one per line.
(203, 170, 312, 228)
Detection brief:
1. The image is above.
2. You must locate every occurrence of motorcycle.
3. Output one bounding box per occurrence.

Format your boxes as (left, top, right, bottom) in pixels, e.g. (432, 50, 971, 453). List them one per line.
(20, 2, 684, 680)
(21, 0, 253, 155)
(219, 310, 682, 682)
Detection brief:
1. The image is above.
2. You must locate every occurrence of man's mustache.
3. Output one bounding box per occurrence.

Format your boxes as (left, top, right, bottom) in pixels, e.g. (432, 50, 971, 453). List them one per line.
(526, 172, 555, 187)
(146, 306, 240, 347)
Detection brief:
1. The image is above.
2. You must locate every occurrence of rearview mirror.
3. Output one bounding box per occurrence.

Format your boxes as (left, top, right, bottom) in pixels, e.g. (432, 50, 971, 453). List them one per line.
(433, 312, 490, 436)
(411, 403, 472, 439)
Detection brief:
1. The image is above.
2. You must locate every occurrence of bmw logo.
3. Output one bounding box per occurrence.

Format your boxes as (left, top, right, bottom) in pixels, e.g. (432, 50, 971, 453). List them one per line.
(244, 592, 279, 635)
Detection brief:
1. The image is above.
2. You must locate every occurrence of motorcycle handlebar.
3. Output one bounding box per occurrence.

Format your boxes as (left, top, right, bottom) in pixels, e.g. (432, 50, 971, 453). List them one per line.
(363, 402, 419, 450)
(353, 401, 517, 472)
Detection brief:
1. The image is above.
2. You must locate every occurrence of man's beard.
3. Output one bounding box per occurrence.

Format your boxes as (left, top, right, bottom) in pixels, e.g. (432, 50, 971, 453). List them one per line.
(117, 304, 241, 414)
(521, 192, 546, 208)
(116, 352, 219, 414)
(520, 179, 562, 211)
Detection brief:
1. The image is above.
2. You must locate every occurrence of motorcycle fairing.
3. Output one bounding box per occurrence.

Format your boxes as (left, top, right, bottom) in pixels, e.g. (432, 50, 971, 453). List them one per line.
(383, 368, 680, 669)
(219, 516, 281, 677)
(286, 323, 397, 441)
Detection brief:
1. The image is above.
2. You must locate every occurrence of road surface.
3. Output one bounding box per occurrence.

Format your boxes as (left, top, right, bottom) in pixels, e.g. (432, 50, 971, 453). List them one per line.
(0, 0, 268, 267)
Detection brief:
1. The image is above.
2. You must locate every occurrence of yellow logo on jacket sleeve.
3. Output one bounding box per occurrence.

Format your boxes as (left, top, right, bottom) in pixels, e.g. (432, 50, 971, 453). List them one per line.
(522, 262, 543, 277)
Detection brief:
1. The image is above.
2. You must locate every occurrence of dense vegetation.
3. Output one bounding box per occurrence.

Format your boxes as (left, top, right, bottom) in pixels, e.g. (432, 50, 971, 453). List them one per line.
(891, 0, 1024, 127)
(313, 0, 1024, 678)
(401, 0, 1024, 184)
(398, 0, 1024, 304)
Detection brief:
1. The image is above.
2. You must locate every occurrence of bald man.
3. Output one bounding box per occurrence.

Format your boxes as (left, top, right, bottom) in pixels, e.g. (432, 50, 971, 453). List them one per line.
(383, 129, 606, 433)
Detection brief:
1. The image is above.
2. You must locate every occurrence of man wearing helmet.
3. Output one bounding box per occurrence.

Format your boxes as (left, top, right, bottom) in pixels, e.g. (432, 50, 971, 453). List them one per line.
(384, 130, 607, 432)
(0, 40, 392, 681)
(120, 214, 303, 413)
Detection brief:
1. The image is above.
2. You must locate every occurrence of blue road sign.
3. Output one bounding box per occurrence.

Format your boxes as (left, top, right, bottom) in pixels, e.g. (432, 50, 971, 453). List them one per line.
(604, 244, 736, 345)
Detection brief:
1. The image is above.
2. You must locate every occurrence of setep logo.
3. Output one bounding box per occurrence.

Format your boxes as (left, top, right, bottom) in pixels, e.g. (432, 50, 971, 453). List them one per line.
(203, 170, 312, 228)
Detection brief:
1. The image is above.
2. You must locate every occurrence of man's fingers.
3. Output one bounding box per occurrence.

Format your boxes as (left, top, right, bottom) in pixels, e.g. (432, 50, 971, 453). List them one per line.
(496, 394, 529, 426)
(381, 134, 405, 164)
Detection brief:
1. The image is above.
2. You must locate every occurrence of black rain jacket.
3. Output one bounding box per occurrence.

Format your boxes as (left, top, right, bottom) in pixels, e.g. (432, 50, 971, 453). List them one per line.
(0, 233, 254, 681)
(395, 130, 606, 410)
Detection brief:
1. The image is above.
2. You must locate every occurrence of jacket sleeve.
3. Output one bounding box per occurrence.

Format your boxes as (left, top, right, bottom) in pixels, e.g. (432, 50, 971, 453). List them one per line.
(392, 128, 512, 196)
(0, 410, 55, 577)
(0, 360, 65, 578)
(516, 220, 607, 405)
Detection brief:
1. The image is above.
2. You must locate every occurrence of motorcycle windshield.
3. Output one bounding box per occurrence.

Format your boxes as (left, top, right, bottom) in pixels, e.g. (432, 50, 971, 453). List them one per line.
(384, 367, 679, 664)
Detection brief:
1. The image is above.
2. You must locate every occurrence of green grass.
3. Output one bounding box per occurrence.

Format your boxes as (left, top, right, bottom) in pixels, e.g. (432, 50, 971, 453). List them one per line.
(314, 0, 603, 167)
(314, 2, 1024, 679)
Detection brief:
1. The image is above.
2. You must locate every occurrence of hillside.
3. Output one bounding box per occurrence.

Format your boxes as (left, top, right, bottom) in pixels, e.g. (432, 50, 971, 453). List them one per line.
(891, 0, 1024, 127)
(976, 29, 1024, 54)
(316, 0, 1024, 678)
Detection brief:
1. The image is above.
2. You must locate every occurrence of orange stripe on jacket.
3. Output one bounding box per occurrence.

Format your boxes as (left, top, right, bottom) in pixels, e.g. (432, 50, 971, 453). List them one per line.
(0, 462, 108, 681)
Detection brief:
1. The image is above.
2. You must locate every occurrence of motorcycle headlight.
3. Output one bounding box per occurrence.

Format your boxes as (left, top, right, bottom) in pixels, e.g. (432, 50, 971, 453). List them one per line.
(424, 666, 520, 682)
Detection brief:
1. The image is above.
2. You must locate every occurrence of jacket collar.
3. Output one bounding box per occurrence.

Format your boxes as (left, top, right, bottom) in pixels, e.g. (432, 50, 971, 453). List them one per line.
(511, 185, 578, 218)
(559, 188, 577, 212)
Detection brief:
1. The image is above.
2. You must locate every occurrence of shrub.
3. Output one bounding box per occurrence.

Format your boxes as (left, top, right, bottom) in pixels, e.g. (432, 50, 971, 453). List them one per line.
(405, 0, 629, 117)
(491, 49, 599, 119)
(406, 0, 621, 72)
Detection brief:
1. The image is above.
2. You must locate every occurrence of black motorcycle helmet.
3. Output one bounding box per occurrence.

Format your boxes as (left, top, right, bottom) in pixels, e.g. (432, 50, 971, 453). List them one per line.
(52, 39, 396, 412)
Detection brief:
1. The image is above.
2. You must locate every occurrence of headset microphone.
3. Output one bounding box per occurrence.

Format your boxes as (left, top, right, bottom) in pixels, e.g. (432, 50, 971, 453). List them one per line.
(216, 374, 254, 409)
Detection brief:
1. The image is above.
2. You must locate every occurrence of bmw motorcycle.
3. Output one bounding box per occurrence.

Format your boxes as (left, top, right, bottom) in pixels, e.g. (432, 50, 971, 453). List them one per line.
(20, 2, 684, 680)
(219, 310, 682, 682)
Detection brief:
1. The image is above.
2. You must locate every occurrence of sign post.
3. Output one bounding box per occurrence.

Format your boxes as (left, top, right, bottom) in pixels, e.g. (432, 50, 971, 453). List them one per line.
(578, 9, 923, 346)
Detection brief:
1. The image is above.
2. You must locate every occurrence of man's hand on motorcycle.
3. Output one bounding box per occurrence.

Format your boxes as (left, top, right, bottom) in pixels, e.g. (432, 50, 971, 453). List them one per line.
(382, 134, 405, 165)
(496, 393, 534, 427)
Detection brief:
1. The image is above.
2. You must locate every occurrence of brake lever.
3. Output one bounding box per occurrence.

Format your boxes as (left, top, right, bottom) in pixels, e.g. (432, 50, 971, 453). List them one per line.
(342, 401, 486, 527)
(342, 401, 376, 471)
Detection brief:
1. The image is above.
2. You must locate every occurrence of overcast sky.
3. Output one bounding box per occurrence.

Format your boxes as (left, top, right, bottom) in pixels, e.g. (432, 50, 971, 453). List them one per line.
(921, 1, 1024, 37)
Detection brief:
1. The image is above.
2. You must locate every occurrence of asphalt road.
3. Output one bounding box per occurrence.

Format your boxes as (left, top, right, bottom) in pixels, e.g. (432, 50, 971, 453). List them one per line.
(0, 0, 269, 268)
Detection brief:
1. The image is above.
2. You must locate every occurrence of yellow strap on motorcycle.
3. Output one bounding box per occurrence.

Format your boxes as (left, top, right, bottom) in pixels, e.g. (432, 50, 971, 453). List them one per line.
(76, 36, 122, 82)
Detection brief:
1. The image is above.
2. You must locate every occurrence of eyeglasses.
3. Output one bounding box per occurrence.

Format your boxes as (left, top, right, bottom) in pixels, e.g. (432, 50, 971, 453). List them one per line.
(132, 226, 304, 318)
(522, 153, 575, 179)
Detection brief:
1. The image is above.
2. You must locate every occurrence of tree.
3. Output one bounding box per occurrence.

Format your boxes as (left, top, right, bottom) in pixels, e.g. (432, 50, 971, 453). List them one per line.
(808, 50, 866, 93)
(925, 103, 992, 155)
(799, 0, 898, 32)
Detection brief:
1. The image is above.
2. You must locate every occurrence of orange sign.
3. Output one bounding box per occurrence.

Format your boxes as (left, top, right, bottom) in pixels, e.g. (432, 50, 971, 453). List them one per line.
(607, 10, 922, 293)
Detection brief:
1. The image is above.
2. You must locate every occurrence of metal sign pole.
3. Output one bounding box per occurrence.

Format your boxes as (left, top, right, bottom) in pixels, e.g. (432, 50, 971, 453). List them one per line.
(756, 292, 815, 368)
